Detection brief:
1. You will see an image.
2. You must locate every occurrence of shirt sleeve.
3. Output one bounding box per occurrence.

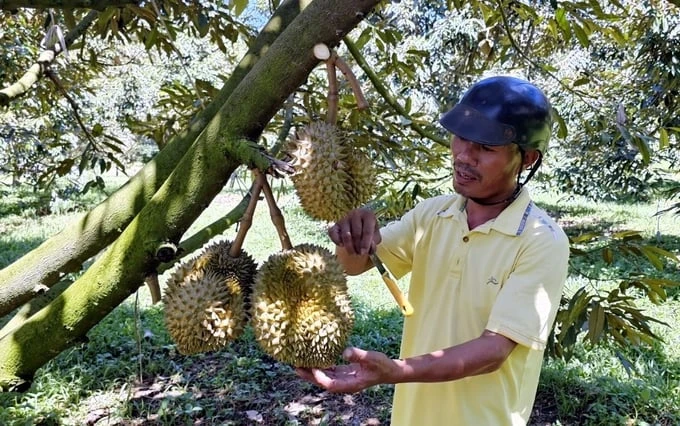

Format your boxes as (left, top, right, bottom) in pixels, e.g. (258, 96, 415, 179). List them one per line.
(374, 196, 452, 279)
(375, 209, 417, 280)
(486, 226, 570, 350)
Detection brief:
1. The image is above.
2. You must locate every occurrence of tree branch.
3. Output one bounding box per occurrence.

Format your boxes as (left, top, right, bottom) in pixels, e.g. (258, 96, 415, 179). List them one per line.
(0, 0, 136, 10)
(495, 0, 598, 110)
(45, 68, 97, 146)
(0, 0, 304, 319)
(0, 10, 98, 106)
(342, 37, 449, 148)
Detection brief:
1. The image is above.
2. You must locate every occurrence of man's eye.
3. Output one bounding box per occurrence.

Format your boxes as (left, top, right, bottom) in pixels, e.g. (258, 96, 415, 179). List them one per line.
(482, 145, 495, 151)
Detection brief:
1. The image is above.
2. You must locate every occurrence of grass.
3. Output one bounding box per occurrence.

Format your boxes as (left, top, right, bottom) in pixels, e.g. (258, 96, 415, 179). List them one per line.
(0, 181, 678, 425)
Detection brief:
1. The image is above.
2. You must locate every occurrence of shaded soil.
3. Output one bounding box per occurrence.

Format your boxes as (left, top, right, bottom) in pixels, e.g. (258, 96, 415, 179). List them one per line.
(78, 350, 560, 425)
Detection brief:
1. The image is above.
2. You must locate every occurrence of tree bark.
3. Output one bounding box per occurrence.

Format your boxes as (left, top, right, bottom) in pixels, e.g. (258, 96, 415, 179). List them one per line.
(0, 0, 304, 319)
(0, 0, 380, 391)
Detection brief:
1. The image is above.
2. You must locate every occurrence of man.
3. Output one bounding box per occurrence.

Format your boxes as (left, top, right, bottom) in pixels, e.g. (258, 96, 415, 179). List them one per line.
(296, 76, 570, 425)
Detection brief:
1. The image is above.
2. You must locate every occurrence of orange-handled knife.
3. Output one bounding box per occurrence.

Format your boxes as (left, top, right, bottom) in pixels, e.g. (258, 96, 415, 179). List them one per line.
(369, 253, 414, 316)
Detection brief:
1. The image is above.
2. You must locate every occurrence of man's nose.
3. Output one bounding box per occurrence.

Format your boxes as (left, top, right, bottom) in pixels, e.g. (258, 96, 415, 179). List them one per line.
(454, 139, 477, 163)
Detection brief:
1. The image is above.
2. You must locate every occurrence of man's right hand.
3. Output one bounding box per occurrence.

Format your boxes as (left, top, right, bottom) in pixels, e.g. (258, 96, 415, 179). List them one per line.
(328, 208, 381, 256)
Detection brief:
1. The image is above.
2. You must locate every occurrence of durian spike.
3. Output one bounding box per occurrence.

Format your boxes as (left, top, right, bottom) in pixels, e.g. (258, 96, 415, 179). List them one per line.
(331, 51, 369, 111)
(257, 169, 292, 250)
(229, 174, 264, 258)
(325, 59, 339, 125)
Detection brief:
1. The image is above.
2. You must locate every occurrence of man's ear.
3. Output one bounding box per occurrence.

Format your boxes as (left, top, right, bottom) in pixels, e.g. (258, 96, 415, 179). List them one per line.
(523, 150, 540, 169)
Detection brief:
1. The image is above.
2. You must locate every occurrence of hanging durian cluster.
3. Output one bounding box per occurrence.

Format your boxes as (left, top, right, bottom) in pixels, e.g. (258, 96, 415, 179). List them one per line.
(286, 121, 375, 222)
(163, 240, 257, 355)
(251, 243, 354, 368)
(192, 240, 258, 314)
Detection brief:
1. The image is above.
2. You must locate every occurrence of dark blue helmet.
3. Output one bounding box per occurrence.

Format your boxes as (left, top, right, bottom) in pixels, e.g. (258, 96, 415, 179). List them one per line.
(439, 76, 552, 154)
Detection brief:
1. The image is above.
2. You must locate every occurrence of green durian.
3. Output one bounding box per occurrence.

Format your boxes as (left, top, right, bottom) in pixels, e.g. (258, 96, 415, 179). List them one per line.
(251, 243, 354, 368)
(287, 121, 375, 222)
(193, 240, 258, 313)
(163, 266, 246, 355)
(163, 240, 257, 354)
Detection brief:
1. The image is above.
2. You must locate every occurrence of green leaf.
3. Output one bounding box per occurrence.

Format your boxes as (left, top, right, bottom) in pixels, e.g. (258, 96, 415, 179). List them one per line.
(588, 302, 605, 345)
(605, 27, 628, 45)
(92, 123, 103, 137)
(144, 26, 159, 50)
(106, 152, 126, 171)
(642, 245, 679, 262)
(645, 281, 667, 304)
(565, 287, 590, 328)
(233, 0, 248, 17)
(196, 12, 210, 37)
(659, 127, 669, 149)
(555, 8, 571, 39)
(571, 22, 590, 47)
(612, 230, 642, 240)
(354, 29, 372, 51)
(570, 232, 599, 243)
(641, 277, 680, 287)
(101, 140, 125, 155)
(553, 108, 568, 138)
(572, 77, 590, 87)
(404, 97, 412, 114)
(639, 246, 664, 270)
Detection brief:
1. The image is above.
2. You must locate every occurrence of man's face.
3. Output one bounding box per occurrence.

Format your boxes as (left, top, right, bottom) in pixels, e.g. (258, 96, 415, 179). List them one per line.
(450, 135, 523, 201)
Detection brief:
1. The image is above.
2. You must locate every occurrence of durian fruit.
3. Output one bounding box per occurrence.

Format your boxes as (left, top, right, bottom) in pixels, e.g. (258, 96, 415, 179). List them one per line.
(192, 240, 258, 314)
(251, 243, 354, 368)
(345, 145, 375, 209)
(163, 262, 246, 355)
(163, 240, 258, 355)
(286, 121, 375, 222)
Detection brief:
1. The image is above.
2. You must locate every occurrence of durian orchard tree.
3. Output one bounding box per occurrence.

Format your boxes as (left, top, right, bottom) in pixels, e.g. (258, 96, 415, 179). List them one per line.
(1, 0, 679, 391)
(0, 0, 384, 391)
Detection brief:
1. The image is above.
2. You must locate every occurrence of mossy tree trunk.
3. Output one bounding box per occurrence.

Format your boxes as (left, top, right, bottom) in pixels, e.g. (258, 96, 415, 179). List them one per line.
(0, 0, 380, 391)
(0, 0, 305, 319)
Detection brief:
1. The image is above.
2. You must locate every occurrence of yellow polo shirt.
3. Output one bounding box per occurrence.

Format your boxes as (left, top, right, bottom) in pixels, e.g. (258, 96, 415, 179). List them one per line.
(376, 188, 569, 425)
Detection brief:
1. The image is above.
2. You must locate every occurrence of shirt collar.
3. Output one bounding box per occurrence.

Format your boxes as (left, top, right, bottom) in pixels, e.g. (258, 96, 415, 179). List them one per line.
(490, 186, 533, 236)
(436, 187, 533, 236)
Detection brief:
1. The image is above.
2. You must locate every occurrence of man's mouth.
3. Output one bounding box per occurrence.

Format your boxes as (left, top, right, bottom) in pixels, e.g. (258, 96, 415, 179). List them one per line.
(454, 165, 479, 183)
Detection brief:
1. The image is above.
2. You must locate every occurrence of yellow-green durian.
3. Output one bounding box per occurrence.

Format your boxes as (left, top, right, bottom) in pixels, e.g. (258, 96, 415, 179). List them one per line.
(345, 146, 375, 209)
(287, 121, 375, 222)
(163, 266, 246, 355)
(193, 240, 258, 313)
(251, 243, 354, 368)
(163, 240, 257, 354)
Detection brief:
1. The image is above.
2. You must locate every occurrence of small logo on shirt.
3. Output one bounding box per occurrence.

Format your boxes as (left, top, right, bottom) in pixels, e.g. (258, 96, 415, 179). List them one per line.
(486, 276, 499, 286)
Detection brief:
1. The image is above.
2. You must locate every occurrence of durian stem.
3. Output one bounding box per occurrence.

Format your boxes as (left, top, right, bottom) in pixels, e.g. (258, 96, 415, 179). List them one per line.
(229, 176, 264, 257)
(331, 52, 369, 111)
(144, 273, 161, 305)
(257, 170, 292, 250)
(325, 60, 339, 125)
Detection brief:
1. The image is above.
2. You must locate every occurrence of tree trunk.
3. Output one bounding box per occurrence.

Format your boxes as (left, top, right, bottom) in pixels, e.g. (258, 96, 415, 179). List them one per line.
(0, 0, 304, 319)
(0, 0, 380, 391)
(0, 192, 250, 340)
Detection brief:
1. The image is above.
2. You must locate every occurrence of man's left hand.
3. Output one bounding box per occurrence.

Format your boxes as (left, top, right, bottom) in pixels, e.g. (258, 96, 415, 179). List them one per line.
(295, 347, 396, 393)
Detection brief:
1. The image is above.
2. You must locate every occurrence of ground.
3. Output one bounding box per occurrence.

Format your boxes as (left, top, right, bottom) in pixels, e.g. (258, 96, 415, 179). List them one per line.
(74, 347, 561, 425)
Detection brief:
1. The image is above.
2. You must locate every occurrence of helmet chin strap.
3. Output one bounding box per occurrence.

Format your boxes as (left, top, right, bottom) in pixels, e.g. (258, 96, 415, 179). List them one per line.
(468, 150, 543, 206)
